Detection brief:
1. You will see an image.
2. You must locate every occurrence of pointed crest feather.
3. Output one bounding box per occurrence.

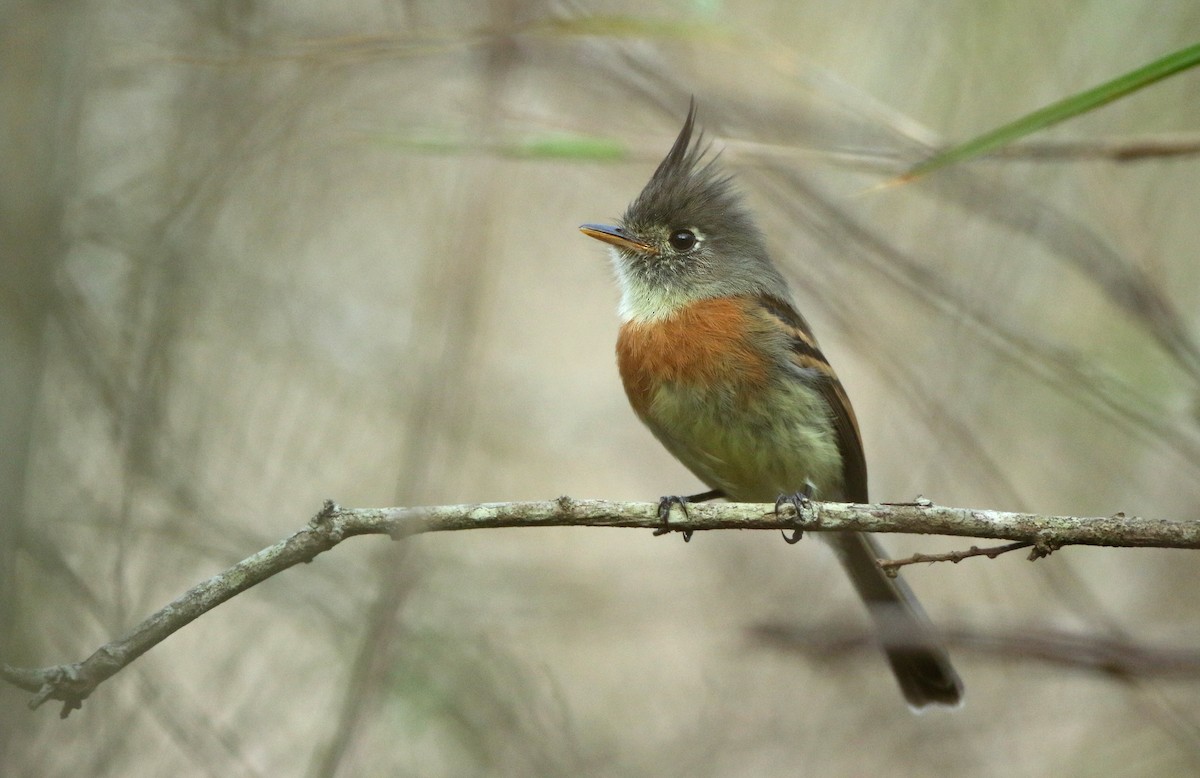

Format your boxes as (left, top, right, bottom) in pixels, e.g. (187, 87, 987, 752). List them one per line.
(623, 99, 741, 231)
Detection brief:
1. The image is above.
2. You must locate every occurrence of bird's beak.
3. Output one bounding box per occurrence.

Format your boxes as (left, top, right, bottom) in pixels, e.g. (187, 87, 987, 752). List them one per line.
(579, 224, 658, 255)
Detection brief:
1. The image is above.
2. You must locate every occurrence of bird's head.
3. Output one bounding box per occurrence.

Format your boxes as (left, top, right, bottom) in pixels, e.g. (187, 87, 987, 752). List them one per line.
(581, 101, 787, 323)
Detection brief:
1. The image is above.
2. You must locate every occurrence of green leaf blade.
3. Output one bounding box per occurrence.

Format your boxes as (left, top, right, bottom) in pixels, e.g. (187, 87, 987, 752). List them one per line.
(903, 41, 1200, 180)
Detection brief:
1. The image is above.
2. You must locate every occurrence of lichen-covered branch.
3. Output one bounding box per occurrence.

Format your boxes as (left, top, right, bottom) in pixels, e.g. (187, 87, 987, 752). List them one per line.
(4, 496, 1198, 718)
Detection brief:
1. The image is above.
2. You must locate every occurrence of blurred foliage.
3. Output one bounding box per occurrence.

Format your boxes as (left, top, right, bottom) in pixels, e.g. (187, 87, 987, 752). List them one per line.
(3, 1, 1200, 776)
(904, 41, 1200, 179)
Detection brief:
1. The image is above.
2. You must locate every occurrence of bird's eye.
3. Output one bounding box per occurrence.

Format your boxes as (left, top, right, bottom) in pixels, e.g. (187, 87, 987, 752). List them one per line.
(668, 229, 697, 251)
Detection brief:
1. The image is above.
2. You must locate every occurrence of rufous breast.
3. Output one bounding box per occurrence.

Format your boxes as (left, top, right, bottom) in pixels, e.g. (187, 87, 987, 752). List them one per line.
(616, 296, 772, 417)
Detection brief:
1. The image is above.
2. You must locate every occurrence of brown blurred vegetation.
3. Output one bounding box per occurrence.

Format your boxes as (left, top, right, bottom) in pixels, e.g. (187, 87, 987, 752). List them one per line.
(3, 1, 1200, 775)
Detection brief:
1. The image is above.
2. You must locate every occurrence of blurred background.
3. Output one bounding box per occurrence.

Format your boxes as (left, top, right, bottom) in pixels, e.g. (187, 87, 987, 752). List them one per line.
(3, 1, 1200, 775)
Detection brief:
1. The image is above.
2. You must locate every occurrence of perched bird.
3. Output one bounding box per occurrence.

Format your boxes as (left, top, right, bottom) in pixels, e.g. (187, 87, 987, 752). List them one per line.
(580, 102, 963, 708)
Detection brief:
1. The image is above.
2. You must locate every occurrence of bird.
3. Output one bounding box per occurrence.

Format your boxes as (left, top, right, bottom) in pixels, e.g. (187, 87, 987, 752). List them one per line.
(579, 101, 963, 708)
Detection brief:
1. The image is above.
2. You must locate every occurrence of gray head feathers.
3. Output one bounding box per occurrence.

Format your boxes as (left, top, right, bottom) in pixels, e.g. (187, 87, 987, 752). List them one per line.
(610, 101, 790, 320)
(623, 102, 754, 245)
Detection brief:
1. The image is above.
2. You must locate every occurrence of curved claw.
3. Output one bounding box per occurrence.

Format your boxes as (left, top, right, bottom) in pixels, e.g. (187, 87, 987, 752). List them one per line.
(654, 495, 690, 538)
(774, 490, 813, 545)
(656, 491, 723, 541)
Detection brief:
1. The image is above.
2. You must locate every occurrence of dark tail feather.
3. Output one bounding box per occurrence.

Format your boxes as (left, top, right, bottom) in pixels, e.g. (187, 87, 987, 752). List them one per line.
(827, 531, 964, 708)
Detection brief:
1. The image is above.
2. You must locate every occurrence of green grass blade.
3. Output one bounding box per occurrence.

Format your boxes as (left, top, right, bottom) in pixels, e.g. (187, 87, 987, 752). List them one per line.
(902, 41, 1200, 181)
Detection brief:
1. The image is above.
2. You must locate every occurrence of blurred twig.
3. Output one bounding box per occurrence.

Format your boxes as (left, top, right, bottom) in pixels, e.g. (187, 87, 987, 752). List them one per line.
(4, 496, 1200, 718)
(753, 621, 1200, 679)
(725, 132, 1200, 170)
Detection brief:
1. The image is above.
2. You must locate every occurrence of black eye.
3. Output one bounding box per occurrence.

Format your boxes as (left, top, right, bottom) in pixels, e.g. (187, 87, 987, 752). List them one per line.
(668, 229, 697, 251)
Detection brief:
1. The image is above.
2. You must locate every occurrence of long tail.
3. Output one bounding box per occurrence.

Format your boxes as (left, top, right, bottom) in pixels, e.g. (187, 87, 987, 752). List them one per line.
(827, 531, 963, 708)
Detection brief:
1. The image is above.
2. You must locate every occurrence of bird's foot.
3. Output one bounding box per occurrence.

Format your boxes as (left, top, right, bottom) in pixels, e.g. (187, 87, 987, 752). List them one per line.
(655, 489, 724, 542)
(775, 482, 816, 544)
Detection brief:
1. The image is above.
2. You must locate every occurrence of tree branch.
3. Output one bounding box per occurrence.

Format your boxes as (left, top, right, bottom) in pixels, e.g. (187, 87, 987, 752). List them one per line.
(4, 497, 1199, 717)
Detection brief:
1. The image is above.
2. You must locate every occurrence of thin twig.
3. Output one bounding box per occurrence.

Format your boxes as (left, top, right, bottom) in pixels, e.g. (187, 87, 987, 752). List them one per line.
(878, 541, 1035, 575)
